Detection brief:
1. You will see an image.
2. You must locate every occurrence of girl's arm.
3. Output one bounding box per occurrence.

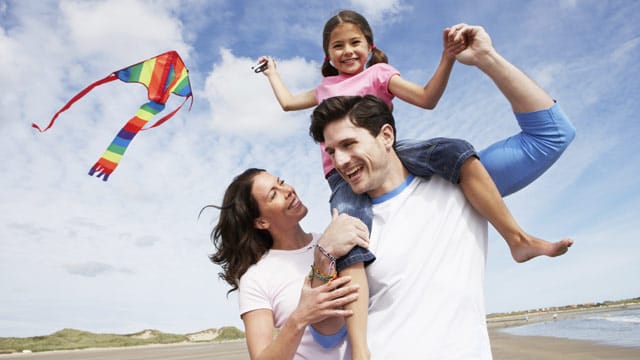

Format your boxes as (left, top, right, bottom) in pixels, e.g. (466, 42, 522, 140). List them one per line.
(388, 28, 461, 109)
(258, 56, 319, 111)
(243, 275, 358, 360)
(388, 51, 455, 109)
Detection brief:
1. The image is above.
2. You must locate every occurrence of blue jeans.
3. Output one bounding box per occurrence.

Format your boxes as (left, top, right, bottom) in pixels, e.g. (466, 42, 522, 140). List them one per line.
(327, 137, 476, 271)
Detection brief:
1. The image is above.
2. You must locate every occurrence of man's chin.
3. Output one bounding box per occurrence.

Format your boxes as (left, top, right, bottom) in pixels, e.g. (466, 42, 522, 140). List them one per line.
(348, 182, 368, 195)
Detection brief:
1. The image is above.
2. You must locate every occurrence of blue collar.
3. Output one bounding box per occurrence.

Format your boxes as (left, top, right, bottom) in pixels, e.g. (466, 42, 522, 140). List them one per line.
(371, 174, 415, 204)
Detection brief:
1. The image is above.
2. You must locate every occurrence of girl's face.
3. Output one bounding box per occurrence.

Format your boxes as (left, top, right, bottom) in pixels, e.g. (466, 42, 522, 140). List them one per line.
(251, 172, 308, 231)
(327, 23, 371, 75)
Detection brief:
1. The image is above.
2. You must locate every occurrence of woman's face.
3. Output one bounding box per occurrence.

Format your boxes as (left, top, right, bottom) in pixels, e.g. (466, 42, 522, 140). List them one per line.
(251, 171, 308, 230)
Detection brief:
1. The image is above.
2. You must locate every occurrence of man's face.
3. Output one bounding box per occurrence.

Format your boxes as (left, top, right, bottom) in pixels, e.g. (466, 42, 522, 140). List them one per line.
(323, 116, 393, 197)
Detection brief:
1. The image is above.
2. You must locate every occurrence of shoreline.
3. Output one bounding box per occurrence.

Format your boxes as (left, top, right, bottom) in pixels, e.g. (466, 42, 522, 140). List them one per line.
(487, 302, 640, 329)
(488, 302, 640, 359)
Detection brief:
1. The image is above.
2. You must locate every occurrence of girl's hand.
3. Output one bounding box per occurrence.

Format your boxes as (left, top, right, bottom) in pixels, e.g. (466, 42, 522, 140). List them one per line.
(318, 209, 370, 258)
(443, 26, 467, 60)
(445, 24, 495, 66)
(254, 56, 277, 75)
(292, 275, 359, 326)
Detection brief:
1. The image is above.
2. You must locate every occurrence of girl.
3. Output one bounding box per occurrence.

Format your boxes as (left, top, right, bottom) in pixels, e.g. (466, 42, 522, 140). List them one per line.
(255, 11, 575, 359)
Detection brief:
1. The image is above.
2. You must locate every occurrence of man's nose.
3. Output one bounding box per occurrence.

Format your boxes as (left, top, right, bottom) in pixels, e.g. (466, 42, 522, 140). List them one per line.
(334, 150, 348, 167)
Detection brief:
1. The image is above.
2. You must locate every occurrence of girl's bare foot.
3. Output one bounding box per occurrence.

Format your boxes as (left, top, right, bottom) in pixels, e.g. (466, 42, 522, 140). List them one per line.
(510, 235, 574, 263)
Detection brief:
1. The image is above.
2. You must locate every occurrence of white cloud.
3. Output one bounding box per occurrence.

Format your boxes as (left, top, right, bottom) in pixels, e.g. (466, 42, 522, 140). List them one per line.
(203, 48, 320, 137)
(348, 0, 408, 23)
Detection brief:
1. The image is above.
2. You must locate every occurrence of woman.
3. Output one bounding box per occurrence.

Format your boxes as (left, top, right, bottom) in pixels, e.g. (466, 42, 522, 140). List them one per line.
(208, 168, 369, 359)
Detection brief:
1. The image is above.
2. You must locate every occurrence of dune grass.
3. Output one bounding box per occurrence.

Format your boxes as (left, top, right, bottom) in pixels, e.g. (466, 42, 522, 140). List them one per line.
(0, 327, 244, 354)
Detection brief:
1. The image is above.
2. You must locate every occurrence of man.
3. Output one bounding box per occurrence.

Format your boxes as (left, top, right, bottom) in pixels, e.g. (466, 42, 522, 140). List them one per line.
(309, 24, 574, 358)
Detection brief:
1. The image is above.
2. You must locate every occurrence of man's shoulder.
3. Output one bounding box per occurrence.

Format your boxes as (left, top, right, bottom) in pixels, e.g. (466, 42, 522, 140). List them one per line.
(412, 175, 463, 197)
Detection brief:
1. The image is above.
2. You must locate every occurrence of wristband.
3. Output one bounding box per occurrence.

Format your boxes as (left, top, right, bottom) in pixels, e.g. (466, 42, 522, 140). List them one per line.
(316, 244, 337, 271)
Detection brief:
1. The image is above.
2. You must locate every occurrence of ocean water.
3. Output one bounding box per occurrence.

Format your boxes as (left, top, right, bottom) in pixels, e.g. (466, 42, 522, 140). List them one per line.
(501, 307, 640, 348)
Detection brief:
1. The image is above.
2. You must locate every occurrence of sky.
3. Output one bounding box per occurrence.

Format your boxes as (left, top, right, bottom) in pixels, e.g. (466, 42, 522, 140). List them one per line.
(0, 0, 638, 338)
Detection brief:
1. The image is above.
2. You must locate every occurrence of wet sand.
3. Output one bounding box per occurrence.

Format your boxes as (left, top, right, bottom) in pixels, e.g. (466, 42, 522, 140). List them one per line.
(488, 304, 640, 359)
(489, 330, 640, 359)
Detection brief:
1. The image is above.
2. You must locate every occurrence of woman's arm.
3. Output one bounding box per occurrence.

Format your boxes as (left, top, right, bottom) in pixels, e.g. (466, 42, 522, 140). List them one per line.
(243, 275, 359, 360)
(243, 309, 304, 360)
(258, 56, 319, 111)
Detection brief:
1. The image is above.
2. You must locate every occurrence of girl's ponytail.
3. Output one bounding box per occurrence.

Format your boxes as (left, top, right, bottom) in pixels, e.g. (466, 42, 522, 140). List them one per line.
(322, 57, 339, 77)
(367, 46, 388, 68)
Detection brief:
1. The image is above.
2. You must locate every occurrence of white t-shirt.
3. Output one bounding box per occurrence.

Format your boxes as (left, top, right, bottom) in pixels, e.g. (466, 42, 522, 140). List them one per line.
(238, 234, 349, 360)
(367, 176, 491, 359)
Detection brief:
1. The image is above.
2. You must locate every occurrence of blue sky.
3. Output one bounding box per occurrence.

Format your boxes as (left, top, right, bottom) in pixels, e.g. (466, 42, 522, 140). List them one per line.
(0, 0, 638, 337)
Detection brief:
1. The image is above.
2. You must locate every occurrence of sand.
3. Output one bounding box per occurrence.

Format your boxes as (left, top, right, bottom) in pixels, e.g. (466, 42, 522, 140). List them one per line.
(490, 330, 640, 359)
(488, 304, 640, 359)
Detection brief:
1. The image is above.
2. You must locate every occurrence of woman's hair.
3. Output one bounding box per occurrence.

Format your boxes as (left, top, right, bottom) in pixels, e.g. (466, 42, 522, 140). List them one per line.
(207, 168, 274, 294)
(321, 9, 389, 77)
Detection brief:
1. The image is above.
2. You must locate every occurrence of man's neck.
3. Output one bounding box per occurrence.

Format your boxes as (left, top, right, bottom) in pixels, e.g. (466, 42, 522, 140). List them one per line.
(367, 153, 410, 199)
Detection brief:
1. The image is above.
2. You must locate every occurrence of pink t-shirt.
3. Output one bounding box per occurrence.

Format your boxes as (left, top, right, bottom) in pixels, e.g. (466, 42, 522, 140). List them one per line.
(315, 63, 400, 176)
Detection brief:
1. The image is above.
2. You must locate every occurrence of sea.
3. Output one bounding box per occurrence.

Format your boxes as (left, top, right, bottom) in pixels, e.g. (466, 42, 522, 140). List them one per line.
(500, 306, 640, 348)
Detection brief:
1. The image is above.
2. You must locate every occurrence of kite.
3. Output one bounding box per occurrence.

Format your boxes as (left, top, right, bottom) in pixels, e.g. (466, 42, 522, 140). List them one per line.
(32, 50, 193, 181)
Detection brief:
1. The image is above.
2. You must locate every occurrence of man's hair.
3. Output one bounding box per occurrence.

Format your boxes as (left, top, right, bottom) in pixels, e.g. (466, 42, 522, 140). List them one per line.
(309, 95, 396, 143)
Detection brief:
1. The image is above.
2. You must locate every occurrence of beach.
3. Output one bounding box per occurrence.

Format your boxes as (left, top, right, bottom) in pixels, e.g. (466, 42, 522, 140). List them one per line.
(1, 332, 639, 359)
(2, 304, 638, 359)
(489, 330, 640, 359)
(488, 303, 640, 359)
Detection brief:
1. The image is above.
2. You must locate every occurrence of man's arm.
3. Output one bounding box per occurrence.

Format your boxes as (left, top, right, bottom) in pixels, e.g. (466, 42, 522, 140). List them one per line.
(448, 24, 554, 112)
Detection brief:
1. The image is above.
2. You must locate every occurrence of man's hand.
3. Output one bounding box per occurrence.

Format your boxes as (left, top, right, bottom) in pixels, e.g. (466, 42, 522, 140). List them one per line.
(318, 209, 369, 259)
(445, 24, 495, 66)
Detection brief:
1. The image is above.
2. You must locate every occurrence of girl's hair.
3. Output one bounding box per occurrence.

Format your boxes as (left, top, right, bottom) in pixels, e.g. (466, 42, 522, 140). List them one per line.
(321, 9, 389, 77)
(206, 168, 274, 294)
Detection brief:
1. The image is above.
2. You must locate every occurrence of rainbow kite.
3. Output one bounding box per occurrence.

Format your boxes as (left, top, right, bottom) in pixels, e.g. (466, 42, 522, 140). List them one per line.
(33, 50, 193, 181)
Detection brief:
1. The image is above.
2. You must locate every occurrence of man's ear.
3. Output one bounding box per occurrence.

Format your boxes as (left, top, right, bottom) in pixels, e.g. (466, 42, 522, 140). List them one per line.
(380, 123, 395, 149)
(254, 217, 270, 230)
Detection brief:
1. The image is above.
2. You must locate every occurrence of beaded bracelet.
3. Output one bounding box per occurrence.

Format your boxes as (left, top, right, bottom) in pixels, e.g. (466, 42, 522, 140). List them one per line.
(315, 244, 337, 271)
(309, 265, 337, 284)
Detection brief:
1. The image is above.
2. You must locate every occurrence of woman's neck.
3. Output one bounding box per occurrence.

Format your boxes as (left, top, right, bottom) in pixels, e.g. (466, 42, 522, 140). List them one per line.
(270, 223, 312, 250)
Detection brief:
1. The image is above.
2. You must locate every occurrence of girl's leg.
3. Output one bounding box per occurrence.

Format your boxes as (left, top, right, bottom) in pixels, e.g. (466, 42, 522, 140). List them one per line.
(340, 263, 370, 360)
(459, 157, 573, 262)
(396, 138, 573, 262)
(327, 171, 374, 359)
(479, 102, 576, 197)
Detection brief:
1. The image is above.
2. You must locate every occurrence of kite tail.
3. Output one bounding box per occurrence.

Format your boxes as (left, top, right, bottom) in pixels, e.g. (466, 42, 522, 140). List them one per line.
(32, 74, 119, 132)
(88, 101, 165, 181)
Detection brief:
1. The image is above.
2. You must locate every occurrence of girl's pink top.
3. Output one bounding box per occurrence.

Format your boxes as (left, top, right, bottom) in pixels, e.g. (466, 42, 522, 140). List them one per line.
(315, 63, 399, 176)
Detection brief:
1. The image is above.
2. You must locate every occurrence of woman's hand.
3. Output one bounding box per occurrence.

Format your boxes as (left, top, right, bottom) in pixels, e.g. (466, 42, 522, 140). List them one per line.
(290, 275, 359, 327)
(318, 209, 370, 259)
